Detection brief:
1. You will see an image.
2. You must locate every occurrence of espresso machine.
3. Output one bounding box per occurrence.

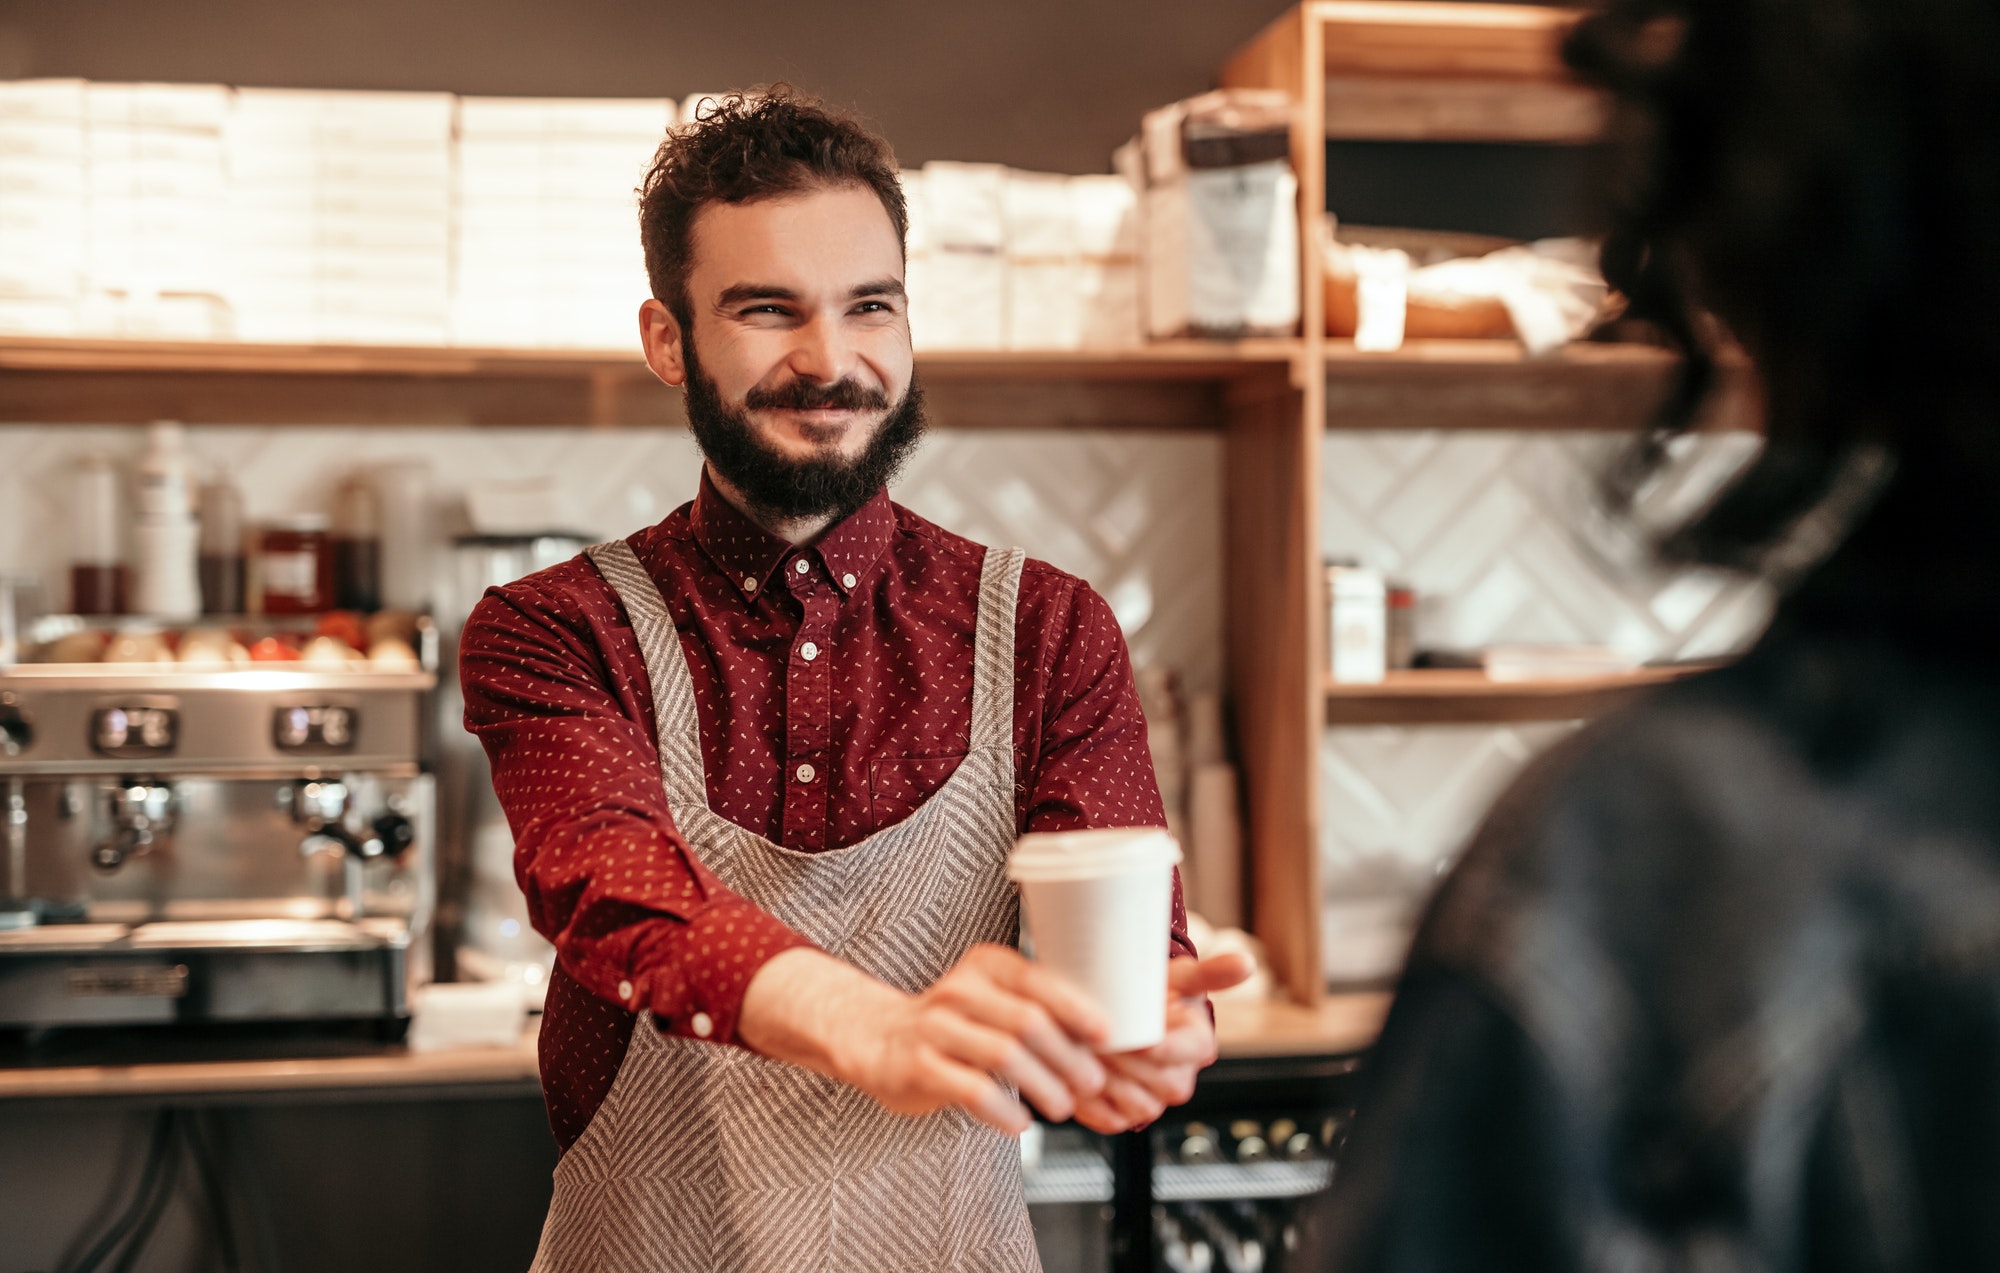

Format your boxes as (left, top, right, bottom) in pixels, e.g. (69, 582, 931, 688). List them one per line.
(0, 656, 434, 1034)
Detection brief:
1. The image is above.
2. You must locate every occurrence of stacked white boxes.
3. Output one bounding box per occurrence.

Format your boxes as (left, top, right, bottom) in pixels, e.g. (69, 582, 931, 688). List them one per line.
(0, 80, 86, 336)
(1003, 170, 1077, 349)
(1, 78, 1169, 354)
(1068, 175, 1142, 348)
(913, 161, 1007, 350)
(83, 83, 231, 338)
(904, 163, 1142, 352)
(453, 97, 674, 349)
(226, 89, 455, 345)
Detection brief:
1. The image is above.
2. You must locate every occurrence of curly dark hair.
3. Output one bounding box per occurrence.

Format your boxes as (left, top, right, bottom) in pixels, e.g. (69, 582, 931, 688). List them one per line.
(1567, 0, 2000, 600)
(637, 87, 908, 328)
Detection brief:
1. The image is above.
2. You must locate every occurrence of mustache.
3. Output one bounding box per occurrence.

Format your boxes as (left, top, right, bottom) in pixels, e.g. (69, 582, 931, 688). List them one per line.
(743, 377, 890, 413)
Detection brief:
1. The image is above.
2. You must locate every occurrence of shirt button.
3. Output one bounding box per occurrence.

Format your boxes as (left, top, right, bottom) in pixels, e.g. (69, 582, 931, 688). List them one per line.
(801, 641, 819, 662)
(617, 979, 634, 1003)
(743, 576, 757, 592)
(795, 762, 816, 783)
(691, 1012, 713, 1039)
(793, 559, 810, 575)
(842, 572, 857, 589)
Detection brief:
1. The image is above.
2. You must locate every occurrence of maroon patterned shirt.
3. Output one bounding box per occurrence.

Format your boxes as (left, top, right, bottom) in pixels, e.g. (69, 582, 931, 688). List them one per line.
(461, 473, 1191, 1149)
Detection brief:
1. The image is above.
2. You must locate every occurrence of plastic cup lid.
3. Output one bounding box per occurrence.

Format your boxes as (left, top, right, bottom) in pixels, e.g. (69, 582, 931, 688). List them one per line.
(1007, 827, 1182, 883)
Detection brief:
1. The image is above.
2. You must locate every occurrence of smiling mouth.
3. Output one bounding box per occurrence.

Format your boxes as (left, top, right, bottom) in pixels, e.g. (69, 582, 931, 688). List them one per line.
(767, 407, 878, 444)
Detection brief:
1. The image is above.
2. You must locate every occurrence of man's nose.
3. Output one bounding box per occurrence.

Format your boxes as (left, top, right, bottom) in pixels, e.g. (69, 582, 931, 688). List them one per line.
(784, 313, 859, 385)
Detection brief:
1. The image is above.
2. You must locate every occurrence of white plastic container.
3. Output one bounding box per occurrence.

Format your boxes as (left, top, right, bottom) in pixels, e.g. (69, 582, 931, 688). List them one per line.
(1007, 827, 1183, 1052)
(1326, 564, 1387, 684)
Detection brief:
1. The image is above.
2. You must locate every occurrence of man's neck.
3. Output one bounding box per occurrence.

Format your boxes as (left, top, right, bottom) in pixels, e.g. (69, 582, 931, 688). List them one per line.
(705, 468, 841, 546)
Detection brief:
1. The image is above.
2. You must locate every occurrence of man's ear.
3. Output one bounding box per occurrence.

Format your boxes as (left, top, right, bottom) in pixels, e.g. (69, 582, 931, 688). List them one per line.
(639, 298, 687, 387)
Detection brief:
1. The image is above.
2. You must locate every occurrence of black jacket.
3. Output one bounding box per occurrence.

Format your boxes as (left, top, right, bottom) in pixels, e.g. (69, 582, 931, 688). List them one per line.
(1312, 614, 2000, 1273)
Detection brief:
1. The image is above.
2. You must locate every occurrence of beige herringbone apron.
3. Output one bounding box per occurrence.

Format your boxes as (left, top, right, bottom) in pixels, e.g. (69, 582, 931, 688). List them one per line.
(528, 537, 1040, 1273)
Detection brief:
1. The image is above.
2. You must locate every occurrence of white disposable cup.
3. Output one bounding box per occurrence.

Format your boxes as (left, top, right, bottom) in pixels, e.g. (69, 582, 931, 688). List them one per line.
(1008, 827, 1182, 1052)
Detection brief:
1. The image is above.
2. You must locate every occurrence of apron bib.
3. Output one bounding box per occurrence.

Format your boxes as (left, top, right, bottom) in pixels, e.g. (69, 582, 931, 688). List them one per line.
(528, 538, 1040, 1273)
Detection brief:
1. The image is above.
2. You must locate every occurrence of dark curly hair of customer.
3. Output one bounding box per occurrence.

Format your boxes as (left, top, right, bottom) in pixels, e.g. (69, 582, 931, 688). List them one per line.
(638, 87, 908, 328)
(1567, 0, 2000, 613)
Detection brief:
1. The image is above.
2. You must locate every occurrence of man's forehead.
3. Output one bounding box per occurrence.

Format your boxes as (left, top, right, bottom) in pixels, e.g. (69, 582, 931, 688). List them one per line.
(686, 184, 902, 294)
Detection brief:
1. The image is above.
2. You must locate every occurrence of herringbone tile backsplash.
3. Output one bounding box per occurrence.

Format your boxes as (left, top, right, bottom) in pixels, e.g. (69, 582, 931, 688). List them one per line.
(0, 421, 1769, 983)
(0, 425, 1224, 694)
(1318, 429, 1771, 980)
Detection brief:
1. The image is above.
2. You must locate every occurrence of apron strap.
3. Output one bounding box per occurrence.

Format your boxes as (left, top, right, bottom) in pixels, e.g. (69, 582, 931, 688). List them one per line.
(584, 538, 711, 810)
(970, 546, 1026, 756)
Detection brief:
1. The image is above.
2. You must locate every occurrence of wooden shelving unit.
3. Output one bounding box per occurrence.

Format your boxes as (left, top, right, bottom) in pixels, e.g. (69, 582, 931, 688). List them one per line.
(1325, 666, 1709, 725)
(1210, 2, 1766, 1005)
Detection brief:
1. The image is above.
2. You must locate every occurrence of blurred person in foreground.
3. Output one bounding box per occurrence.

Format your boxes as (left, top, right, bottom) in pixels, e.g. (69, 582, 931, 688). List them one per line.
(1312, 0, 2000, 1269)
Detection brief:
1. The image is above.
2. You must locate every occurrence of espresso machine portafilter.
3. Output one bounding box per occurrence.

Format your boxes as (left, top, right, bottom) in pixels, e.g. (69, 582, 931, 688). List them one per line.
(0, 660, 435, 1034)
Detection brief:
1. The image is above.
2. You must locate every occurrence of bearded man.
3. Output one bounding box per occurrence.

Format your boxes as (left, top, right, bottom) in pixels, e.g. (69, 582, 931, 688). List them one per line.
(459, 90, 1249, 1272)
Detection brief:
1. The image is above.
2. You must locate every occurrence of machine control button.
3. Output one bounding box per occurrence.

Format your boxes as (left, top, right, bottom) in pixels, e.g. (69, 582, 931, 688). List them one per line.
(90, 706, 178, 758)
(0, 695, 31, 756)
(273, 705, 359, 753)
(370, 812, 416, 860)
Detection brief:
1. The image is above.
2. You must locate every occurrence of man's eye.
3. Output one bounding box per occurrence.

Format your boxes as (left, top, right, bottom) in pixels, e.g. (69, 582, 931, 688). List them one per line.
(854, 301, 893, 314)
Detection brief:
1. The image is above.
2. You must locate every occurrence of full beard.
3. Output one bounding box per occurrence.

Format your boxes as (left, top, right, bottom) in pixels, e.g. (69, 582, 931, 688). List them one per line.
(680, 335, 927, 524)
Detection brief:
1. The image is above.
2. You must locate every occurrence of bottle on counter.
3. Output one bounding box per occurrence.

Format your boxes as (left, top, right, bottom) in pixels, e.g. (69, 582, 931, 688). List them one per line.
(132, 422, 203, 621)
(69, 453, 129, 615)
(333, 476, 383, 612)
(198, 474, 247, 615)
(255, 515, 334, 615)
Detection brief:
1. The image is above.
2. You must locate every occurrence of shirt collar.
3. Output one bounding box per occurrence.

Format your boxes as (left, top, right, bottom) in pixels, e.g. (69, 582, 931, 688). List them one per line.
(690, 470, 895, 600)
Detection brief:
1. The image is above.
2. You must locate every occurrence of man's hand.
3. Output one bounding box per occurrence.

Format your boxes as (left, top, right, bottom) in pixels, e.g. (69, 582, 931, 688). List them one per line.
(1071, 952, 1256, 1135)
(738, 944, 1111, 1136)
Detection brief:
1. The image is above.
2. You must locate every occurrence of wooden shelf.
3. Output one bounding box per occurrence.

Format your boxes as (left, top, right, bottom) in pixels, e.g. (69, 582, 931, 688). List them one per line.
(1325, 665, 1708, 725)
(0, 1027, 542, 1103)
(0, 336, 1298, 429)
(1323, 339, 1762, 432)
(1226, 2, 1601, 144)
(1316, 1, 1601, 142)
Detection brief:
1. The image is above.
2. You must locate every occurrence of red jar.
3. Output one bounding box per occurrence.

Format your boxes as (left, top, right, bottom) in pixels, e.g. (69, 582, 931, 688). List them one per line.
(256, 515, 334, 615)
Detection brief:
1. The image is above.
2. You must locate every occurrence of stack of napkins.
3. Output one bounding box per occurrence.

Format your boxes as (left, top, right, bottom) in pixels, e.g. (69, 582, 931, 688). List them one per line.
(227, 89, 455, 345)
(0, 80, 86, 336)
(454, 96, 674, 349)
(83, 83, 231, 338)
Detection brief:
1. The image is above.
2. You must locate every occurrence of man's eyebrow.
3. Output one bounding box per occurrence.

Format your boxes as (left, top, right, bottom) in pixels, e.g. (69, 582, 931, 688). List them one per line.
(716, 283, 801, 307)
(850, 278, 907, 300)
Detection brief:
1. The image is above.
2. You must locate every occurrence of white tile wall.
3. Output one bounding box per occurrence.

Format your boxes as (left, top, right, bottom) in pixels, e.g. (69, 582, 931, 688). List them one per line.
(1, 417, 1770, 980)
(0, 425, 1224, 693)
(1318, 429, 1773, 979)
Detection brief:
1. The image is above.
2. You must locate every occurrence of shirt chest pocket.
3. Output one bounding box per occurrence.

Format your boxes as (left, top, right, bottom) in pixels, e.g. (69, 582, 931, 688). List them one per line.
(868, 754, 966, 827)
